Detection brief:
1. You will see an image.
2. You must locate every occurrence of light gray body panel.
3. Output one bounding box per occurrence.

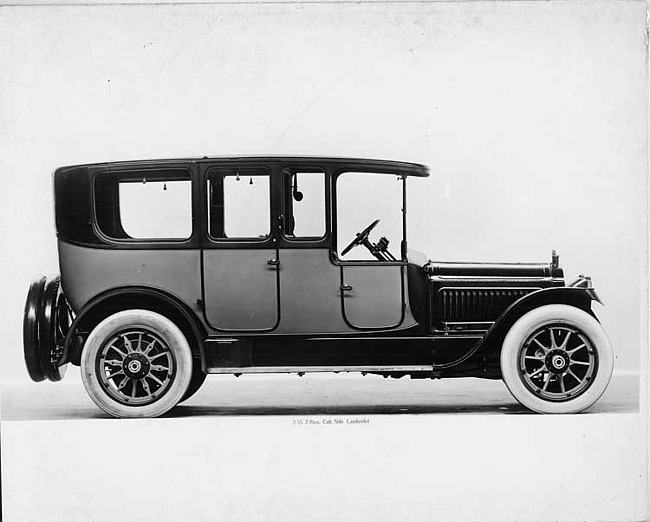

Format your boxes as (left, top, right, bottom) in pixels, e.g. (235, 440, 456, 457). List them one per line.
(202, 249, 279, 331)
(58, 240, 202, 314)
(275, 248, 349, 334)
(59, 241, 416, 336)
(341, 265, 406, 329)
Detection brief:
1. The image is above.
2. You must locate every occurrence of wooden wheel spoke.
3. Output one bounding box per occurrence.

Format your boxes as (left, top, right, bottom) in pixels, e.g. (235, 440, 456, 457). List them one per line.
(107, 369, 125, 379)
(143, 340, 157, 356)
(108, 344, 127, 358)
(122, 335, 134, 353)
(533, 338, 549, 353)
(149, 374, 164, 387)
(559, 330, 572, 350)
(567, 343, 586, 355)
(528, 366, 545, 379)
(567, 369, 581, 382)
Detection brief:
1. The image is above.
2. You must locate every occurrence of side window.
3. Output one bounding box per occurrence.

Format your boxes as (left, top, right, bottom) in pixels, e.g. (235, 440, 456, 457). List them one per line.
(207, 168, 271, 240)
(336, 172, 403, 261)
(94, 169, 192, 241)
(283, 169, 326, 239)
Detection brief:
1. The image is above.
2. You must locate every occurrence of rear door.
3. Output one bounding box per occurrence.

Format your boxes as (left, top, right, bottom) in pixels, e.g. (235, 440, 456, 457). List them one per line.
(201, 163, 280, 332)
(276, 166, 349, 334)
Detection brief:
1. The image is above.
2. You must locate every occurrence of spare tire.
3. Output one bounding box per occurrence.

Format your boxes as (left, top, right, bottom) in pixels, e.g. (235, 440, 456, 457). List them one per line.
(23, 277, 47, 382)
(39, 278, 70, 382)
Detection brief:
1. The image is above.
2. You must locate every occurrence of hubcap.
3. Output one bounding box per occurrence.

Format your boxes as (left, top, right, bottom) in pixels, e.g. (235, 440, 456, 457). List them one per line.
(518, 324, 598, 402)
(547, 351, 569, 373)
(123, 353, 150, 379)
(97, 329, 175, 406)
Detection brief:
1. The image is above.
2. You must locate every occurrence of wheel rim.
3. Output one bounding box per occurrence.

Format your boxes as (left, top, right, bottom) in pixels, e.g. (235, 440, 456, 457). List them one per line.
(518, 323, 598, 402)
(96, 328, 176, 406)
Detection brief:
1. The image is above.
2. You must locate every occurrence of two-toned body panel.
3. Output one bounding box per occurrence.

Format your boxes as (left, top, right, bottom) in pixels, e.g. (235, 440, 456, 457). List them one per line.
(58, 240, 203, 316)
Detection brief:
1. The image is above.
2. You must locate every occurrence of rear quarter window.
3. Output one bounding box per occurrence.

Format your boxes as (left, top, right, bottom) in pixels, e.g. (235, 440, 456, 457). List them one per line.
(94, 168, 192, 241)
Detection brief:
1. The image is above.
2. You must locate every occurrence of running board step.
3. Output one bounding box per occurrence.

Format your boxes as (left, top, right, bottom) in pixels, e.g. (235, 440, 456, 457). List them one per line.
(205, 365, 433, 375)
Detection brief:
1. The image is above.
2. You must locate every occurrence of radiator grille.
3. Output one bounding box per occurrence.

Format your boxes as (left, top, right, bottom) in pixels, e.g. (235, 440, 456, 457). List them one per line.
(439, 288, 534, 323)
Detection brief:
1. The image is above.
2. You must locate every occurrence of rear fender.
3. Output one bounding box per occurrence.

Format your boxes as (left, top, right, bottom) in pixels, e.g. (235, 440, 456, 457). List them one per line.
(62, 286, 206, 366)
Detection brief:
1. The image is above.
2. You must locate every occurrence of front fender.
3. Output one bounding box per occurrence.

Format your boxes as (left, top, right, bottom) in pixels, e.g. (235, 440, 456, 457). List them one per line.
(475, 286, 602, 358)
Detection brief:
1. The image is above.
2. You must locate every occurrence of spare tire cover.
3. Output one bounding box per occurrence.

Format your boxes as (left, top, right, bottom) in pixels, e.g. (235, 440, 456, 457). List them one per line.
(39, 278, 69, 382)
(23, 277, 47, 382)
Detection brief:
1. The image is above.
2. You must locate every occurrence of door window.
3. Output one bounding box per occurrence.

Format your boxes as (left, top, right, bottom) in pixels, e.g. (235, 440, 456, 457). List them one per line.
(207, 167, 271, 240)
(282, 169, 326, 239)
(336, 172, 404, 261)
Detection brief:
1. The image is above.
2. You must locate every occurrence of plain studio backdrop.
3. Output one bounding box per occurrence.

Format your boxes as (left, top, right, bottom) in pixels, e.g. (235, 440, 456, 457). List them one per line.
(0, 2, 647, 522)
(0, 1, 647, 384)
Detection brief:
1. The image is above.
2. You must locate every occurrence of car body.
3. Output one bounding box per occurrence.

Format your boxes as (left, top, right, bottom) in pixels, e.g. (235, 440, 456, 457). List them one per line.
(23, 156, 614, 417)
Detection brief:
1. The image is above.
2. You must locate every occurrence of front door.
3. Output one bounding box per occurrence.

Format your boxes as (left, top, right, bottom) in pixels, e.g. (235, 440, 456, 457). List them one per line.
(340, 264, 404, 329)
(201, 164, 279, 332)
(335, 170, 406, 330)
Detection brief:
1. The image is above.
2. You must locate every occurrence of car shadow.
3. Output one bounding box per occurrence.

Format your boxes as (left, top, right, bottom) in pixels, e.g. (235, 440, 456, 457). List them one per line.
(164, 401, 534, 418)
(1, 374, 638, 421)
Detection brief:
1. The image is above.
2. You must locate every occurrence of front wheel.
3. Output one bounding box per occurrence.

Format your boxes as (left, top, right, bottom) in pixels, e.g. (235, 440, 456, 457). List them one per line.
(500, 304, 614, 414)
(81, 310, 193, 418)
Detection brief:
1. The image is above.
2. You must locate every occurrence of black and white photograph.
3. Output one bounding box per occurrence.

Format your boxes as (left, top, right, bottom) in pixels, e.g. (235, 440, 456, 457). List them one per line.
(0, 1, 648, 521)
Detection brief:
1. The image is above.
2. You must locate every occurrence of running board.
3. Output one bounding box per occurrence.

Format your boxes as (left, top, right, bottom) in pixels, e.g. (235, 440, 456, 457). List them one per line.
(205, 365, 433, 375)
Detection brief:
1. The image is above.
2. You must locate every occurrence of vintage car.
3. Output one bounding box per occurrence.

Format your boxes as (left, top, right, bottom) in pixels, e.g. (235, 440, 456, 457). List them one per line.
(23, 156, 614, 418)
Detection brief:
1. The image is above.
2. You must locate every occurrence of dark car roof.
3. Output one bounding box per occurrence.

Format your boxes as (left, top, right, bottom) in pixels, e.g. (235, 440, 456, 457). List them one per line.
(57, 156, 430, 177)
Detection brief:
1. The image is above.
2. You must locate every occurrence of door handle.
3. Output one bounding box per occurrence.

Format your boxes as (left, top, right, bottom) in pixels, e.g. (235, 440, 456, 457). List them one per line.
(340, 284, 353, 292)
(267, 259, 280, 266)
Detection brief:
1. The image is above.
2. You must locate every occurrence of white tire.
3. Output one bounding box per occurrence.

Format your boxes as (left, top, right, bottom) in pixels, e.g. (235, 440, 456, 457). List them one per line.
(81, 309, 193, 418)
(500, 304, 614, 414)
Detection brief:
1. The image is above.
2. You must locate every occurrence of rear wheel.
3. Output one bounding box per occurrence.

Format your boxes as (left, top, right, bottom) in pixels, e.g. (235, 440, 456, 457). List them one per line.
(179, 363, 207, 403)
(81, 309, 193, 418)
(500, 304, 614, 414)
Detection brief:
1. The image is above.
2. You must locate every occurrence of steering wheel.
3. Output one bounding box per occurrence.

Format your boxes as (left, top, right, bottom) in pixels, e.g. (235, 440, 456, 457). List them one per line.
(341, 219, 380, 256)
